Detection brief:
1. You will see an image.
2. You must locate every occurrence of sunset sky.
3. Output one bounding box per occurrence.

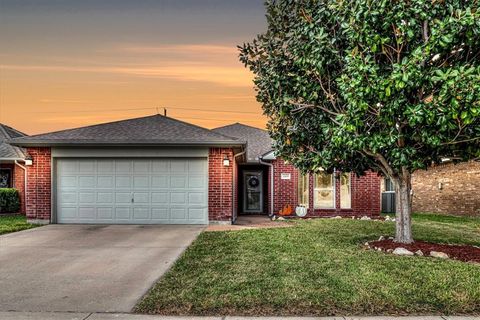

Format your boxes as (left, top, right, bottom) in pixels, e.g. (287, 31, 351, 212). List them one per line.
(0, 0, 267, 134)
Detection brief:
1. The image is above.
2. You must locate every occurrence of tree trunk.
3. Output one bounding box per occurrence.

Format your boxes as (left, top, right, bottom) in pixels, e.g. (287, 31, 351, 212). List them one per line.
(394, 172, 413, 244)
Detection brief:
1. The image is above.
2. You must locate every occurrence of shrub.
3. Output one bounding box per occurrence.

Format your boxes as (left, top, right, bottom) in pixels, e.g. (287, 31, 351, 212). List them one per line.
(0, 188, 21, 213)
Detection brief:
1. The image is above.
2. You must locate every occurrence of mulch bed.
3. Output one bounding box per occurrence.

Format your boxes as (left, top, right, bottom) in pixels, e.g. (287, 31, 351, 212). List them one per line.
(368, 239, 480, 263)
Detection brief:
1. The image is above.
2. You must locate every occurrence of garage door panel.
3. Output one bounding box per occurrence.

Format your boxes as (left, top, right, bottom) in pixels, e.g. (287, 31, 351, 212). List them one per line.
(170, 160, 187, 172)
(56, 158, 208, 224)
(115, 176, 132, 188)
(97, 176, 114, 188)
(133, 192, 149, 203)
(170, 208, 186, 219)
(152, 208, 169, 220)
(59, 176, 77, 188)
(97, 207, 113, 219)
(97, 160, 114, 173)
(60, 192, 77, 204)
(170, 193, 186, 204)
(115, 207, 131, 220)
(115, 160, 132, 173)
(188, 161, 205, 172)
(79, 161, 95, 173)
(152, 160, 169, 172)
(115, 192, 132, 204)
(79, 192, 95, 204)
(152, 176, 168, 188)
(188, 192, 205, 204)
(58, 161, 78, 173)
(79, 176, 96, 188)
(97, 192, 113, 203)
(79, 207, 96, 219)
(170, 176, 187, 188)
(189, 175, 206, 188)
(133, 161, 150, 173)
(151, 192, 168, 203)
(189, 208, 207, 220)
(133, 176, 149, 188)
(60, 207, 77, 218)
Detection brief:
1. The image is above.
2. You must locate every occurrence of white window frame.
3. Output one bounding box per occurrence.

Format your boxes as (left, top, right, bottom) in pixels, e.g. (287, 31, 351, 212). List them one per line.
(297, 172, 309, 208)
(340, 172, 352, 209)
(381, 177, 395, 193)
(314, 170, 336, 209)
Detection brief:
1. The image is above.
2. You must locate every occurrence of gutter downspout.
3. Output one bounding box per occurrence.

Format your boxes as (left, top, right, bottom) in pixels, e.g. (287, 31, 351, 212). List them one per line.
(14, 160, 27, 214)
(232, 150, 246, 224)
(259, 157, 274, 216)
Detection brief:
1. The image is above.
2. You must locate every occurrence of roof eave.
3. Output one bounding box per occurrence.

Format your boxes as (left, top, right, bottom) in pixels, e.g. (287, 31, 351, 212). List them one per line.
(0, 157, 26, 161)
(8, 139, 246, 148)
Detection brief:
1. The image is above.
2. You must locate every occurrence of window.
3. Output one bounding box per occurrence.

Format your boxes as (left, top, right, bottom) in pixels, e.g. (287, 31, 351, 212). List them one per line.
(297, 173, 309, 207)
(340, 173, 351, 208)
(381, 178, 395, 192)
(314, 172, 334, 208)
(0, 169, 12, 188)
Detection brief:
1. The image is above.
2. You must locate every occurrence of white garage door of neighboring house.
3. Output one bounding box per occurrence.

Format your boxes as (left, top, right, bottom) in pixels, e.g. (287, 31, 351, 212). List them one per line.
(55, 158, 208, 224)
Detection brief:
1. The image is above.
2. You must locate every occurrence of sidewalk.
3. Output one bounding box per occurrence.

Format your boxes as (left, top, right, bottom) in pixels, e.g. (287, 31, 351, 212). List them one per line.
(0, 312, 478, 320)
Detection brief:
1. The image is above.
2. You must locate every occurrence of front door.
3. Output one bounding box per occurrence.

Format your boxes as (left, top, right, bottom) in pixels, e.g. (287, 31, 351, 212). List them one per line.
(243, 170, 263, 213)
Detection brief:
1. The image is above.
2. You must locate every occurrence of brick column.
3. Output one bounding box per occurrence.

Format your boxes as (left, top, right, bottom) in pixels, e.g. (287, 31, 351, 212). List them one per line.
(25, 147, 52, 224)
(208, 148, 234, 224)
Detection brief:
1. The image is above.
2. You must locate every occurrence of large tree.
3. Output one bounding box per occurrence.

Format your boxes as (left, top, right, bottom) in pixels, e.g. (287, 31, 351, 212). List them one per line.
(240, 0, 480, 243)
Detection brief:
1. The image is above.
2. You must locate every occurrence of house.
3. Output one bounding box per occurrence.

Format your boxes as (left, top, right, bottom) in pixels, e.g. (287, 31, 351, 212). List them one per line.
(0, 123, 28, 213)
(9, 115, 380, 224)
(411, 161, 479, 216)
(380, 161, 480, 216)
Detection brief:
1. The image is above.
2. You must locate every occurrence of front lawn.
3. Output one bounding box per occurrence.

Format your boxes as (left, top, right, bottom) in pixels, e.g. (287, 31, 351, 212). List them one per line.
(0, 214, 39, 235)
(136, 213, 480, 316)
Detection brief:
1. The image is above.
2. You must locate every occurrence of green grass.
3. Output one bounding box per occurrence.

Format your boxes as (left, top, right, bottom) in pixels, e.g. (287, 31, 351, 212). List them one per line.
(136, 213, 480, 316)
(0, 214, 39, 235)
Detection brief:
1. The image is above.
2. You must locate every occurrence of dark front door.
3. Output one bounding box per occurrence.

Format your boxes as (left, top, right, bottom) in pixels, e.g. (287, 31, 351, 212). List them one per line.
(243, 170, 263, 213)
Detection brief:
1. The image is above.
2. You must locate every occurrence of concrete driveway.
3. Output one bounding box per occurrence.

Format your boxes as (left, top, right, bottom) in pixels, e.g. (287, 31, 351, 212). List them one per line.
(0, 224, 203, 313)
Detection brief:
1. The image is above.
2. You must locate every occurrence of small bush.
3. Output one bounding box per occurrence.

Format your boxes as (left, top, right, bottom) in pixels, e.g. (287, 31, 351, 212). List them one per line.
(0, 188, 21, 213)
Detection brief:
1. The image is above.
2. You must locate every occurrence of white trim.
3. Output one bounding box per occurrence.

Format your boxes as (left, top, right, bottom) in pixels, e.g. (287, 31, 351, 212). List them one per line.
(297, 172, 309, 208)
(339, 172, 352, 209)
(313, 170, 336, 209)
(261, 150, 276, 161)
(51, 147, 208, 158)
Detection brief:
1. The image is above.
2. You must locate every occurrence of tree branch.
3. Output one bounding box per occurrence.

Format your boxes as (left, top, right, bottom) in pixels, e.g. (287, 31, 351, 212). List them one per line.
(363, 149, 396, 177)
(441, 137, 480, 145)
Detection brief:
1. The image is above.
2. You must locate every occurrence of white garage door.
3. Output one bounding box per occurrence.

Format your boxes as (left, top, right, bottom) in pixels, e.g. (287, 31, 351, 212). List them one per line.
(55, 158, 208, 224)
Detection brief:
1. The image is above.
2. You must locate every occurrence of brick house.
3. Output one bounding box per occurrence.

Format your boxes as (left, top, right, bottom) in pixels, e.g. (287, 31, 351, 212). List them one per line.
(9, 115, 381, 225)
(0, 123, 29, 214)
(411, 161, 480, 216)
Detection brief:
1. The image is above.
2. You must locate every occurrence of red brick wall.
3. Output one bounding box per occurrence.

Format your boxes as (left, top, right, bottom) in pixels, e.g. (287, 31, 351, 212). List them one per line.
(412, 161, 480, 216)
(272, 159, 381, 217)
(272, 159, 299, 214)
(13, 163, 26, 214)
(208, 148, 234, 222)
(25, 147, 52, 222)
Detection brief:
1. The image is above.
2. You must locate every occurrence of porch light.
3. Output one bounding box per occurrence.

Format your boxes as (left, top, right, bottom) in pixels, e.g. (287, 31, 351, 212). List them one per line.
(223, 155, 230, 167)
(24, 155, 33, 166)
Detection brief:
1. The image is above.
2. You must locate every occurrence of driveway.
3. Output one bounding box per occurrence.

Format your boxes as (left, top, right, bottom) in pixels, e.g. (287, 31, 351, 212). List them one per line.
(0, 224, 203, 312)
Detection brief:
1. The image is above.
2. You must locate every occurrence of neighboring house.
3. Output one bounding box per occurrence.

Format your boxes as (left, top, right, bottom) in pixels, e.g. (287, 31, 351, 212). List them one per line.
(412, 161, 480, 216)
(381, 160, 480, 216)
(0, 123, 28, 213)
(9, 115, 380, 225)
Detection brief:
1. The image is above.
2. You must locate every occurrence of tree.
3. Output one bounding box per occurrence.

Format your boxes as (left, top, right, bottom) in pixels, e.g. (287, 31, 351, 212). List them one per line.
(240, 0, 480, 243)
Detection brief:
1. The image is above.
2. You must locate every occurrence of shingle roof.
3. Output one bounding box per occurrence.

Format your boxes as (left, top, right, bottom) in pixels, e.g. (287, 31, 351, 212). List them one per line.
(9, 115, 244, 147)
(213, 123, 272, 162)
(0, 123, 27, 160)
